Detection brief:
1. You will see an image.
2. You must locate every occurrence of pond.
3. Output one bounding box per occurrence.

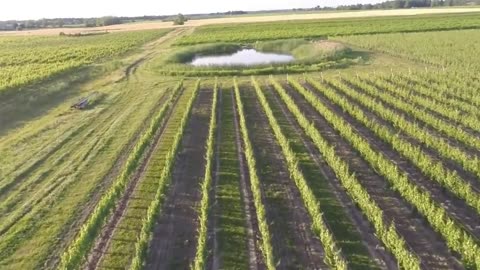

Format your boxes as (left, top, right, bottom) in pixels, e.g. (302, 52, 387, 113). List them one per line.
(190, 49, 295, 67)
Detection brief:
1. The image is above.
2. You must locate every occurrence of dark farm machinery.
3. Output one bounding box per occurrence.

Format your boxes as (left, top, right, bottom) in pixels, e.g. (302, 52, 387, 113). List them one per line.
(71, 92, 100, 110)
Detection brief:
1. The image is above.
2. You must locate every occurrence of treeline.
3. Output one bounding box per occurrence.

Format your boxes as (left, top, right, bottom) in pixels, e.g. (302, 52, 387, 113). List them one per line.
(315, 0, 480, 10)
(0, 16, 129, 31)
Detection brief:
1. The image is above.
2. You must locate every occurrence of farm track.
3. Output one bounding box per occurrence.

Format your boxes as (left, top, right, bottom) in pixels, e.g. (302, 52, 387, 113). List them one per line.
(231, 88, 265, 270)
(0, 84, 167, 236)
(206, 87, 258, 270)
(145, 88, 212, 269)
(241, 85, 328, 269)
(0, 85, 170, 267)
(265, 83, 395, 270)
(282, 82, 463, 269)
(85, 86, 183, 270)
(312, 80, 480, 239)
(47, 85, 175, 269)
(0, 118, 91, 194)
(209, 86, 222, 270)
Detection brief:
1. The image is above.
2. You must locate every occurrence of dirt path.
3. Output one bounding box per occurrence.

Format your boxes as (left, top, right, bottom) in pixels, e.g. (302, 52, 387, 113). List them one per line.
(266, 84, 396, 270)
(85, 87, 184, 269)
(231, 88, 264, 270)
(242, 85, 328, 269)
(145, 88, 213, 269)
(316, 81, 480, 239)
(283, 83, 463, 270)
(210, 87, 222, 270)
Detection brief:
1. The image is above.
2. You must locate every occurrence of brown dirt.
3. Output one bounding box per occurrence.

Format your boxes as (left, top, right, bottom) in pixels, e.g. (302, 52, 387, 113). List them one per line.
(266, 83, 397, 270)
(145, 88, 213, 269)
(320, 80, 480, 239)
(347, 79, 480, 192)
(231, 88, 265, 270)
(282, 82, 463, 270)
(208, 87, 222, 270)
(242, 85, 329, 269)
(84, 86, 184, 270)
(362, 79, 480, 158)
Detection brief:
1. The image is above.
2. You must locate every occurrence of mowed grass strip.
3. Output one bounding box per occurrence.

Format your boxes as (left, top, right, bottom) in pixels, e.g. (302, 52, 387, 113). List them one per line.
(98, 82, 199, 269)
(215, 86, 250, 269)
(1, 80, 176, 270)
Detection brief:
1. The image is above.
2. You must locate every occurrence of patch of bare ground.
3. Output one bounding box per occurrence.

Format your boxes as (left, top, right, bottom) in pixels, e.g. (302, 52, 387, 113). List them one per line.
(343, 79, 480, 191)
(207, 87, 222, 270)
(241, 85, 328, 269)
(310, 80, 480, 239)
(145, 88, 213, 269)
(84, 87, 184, 270)
(265, 83, 396, 270)
(231, 88, 265, 270)
(282, 82, 463, 270)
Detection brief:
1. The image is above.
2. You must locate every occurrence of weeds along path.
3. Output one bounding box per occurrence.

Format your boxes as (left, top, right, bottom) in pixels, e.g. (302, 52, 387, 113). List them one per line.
(309, 78, 480, 239)
(240, 83, 329, 269)
(280, 81, 462, 269)
(0, 83, 173, 269)
(87, 84, 197, 269)
(0, 42, 189, 268)
(85, 85, 185, 269)
(206, 87, 260, 270)
(145, 87, 213, 269)
(263, 82, 395, 269)
(0, 28, 187, 182)
(359, 78, 480, 158)
(232, 86, 266, 269)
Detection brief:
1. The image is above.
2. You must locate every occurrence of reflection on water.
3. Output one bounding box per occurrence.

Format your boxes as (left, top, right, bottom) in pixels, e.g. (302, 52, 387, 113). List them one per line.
(190, 49, 295, 67)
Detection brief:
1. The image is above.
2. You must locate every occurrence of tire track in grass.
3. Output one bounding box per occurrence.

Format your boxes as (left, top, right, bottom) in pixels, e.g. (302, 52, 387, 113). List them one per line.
(85, 84, 185, 269)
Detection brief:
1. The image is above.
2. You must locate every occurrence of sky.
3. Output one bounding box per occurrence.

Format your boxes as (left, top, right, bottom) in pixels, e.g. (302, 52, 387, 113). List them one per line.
(0, 0, 384, 21)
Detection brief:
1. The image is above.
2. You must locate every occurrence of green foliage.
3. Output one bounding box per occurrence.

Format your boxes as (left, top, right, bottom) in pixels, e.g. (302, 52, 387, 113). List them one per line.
(271, 78, 421, 270)
(337, 29, 480, 74)
(192, 80, 218, 270)
(252, 77, 347, 269)
(290, 77, 480, 269)
(175, 13, 480, 45)
(233, 79, 276, 270)
(173, 14, 187, 25)
(167, 43, 241, 63)
(0, 30, 169, 94)
(59, 81, 183, 270)
(130, 80, 200, 270)
(253, 39, 310, 54)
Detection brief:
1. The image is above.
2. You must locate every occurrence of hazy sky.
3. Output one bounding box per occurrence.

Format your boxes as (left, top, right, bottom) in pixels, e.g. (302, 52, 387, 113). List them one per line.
(0, 0, 384, 20)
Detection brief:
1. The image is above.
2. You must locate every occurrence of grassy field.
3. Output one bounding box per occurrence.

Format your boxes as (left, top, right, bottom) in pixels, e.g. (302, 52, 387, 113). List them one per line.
(1, 8, 480, 270)
(1, 7, 480, 36)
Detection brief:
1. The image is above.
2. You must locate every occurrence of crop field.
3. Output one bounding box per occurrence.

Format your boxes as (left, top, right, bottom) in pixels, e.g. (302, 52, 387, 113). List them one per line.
(1, 9, 480, 270)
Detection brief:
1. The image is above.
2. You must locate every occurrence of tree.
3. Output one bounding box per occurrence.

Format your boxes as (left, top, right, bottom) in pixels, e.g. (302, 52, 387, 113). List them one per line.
(173, 14, 186, 25)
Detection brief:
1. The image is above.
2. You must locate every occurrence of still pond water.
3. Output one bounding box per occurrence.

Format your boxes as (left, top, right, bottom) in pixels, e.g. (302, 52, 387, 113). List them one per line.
(190, 49, 295, 67)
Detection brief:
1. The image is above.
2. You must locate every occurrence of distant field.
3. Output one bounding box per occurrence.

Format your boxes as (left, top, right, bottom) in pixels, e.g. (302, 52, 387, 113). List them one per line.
(1, 7, 480, 36)
(0, 30, 169, 94)
(1, 7, 480, 270)
(175, 12, 480, 45)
